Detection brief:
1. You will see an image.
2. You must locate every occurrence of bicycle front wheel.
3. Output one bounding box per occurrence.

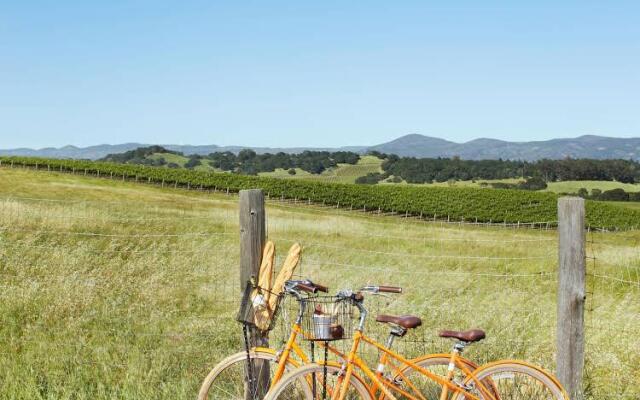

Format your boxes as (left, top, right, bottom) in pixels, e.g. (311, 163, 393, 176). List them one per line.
(198, 349, 292, 400)
(264, 363, 372, 400)
(451, 361, 569, 400)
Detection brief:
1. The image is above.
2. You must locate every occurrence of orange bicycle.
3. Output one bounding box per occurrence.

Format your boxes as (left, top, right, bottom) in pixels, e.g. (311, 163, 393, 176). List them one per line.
(264, 287, 569, 400)
(197, 282, 483, 400)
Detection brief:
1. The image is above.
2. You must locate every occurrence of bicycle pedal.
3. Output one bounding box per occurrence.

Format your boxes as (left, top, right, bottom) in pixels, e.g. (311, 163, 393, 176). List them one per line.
(390, 377, 404, 386)
(455, 380, 475, 392)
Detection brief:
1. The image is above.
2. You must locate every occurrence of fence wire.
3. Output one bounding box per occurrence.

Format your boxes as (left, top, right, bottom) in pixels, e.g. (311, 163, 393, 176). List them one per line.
(0, 183, 636, 399)
(584, 228, 640, 399)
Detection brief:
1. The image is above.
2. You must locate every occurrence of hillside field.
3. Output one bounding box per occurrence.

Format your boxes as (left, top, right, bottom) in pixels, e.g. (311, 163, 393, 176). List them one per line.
(137, 152, 640, 191)
(5, 156, 640, 230)
(0, 167, 638, 399)
(258, 155, 383, 183)
(147, 152, 640, 207)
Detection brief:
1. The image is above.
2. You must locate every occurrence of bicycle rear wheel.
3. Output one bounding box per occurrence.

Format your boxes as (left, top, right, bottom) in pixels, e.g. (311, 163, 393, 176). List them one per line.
(379, 355, 486, 399)
(451, 361, 568, 400)
(264, 363, 372, 400)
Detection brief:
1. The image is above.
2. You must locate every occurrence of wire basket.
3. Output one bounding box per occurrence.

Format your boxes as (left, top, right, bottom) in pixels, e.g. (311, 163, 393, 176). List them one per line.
(236, 281, 284, 333)
(302, 296, 353, 341)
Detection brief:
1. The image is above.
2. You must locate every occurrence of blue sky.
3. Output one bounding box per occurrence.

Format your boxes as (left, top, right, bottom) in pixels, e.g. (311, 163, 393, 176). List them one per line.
(1, 1, 638, 148)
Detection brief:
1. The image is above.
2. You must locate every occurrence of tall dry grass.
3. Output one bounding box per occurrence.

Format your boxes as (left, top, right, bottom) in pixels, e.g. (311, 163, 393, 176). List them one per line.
(0, 167, 637, 399)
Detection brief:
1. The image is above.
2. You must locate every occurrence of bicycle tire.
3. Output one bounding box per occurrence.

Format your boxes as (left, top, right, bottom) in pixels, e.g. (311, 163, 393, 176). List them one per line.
(263, 363, 372, 400)
(197, 349, 296, 400)
(450, 360, 569, 400)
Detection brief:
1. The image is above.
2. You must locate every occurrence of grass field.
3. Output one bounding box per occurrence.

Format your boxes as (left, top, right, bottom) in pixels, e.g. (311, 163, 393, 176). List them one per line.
(259, 155, 384, 183)
(607, 201, 640, 210)
(412, 178, 640, 193)
(0, 168, 638, 399)
(146, 152, 384, 184)
(148, 152, 190, 166)
(140, 153, 640, 198)
(545, 180, 640, 194)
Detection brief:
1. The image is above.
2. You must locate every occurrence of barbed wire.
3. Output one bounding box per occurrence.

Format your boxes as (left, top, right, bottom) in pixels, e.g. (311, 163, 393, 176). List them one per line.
(2, 163, 638, 398)
(277, 240, 555, 260)
(0, 226, 234, 238)
(267, 200, 559, 229)
(588, 273, 640, 287)
(0, 211, 233, 223)
(0, 241, 233, 254)
(269, 229, 557, 244)
(0, 194, 231, 206)
(302, 258, 555, 277)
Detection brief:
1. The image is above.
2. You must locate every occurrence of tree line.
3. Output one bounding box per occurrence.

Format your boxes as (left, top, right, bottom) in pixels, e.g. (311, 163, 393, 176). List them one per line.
(102, 147, 640, 187)
(101, 146, 360, 174)
(361, 154, 640, 184)
(207, 149, 359, 174)
(570, 188, 640, 202)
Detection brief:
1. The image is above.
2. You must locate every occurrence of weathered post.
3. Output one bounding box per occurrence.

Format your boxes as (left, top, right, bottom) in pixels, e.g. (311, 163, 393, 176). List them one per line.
(239, 189, 269, 398)
(557, 197, 586, 400)
(240, 189, 266, 287)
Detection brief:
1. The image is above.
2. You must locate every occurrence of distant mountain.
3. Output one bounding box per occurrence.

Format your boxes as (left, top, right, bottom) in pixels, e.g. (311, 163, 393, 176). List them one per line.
(0, 143, 367, 160)
(1, 134, 639, 161)
(0, 143, 149, 160)
(369, 134, 640, 160)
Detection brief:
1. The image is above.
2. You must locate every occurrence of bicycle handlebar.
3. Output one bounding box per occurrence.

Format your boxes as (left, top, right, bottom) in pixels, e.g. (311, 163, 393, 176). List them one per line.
(361, 285, 403, 294)
(335, 284, 403, 332)
(312, 282, 329, 293)
(284, 279, 329, 295)
(295, 282, 318, 293)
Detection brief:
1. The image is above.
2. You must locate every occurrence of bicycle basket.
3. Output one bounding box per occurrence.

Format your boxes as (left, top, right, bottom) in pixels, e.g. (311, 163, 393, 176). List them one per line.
(302, 296, 353, 341)
(236, 281, 283, 332)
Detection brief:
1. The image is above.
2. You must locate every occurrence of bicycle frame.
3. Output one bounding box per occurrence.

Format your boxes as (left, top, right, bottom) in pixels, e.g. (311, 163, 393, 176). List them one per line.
(335, 330, 499, 400)
(270, 323, 348, 385)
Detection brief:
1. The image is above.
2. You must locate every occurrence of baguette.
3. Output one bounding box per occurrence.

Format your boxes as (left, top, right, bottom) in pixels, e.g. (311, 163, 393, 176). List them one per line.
(252, 241, 276, 330)
(268, 243, 302, 311)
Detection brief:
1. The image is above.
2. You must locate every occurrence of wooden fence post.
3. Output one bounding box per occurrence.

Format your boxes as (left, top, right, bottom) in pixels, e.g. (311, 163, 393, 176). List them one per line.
(557, 197, 586, 400)
(239, 189, 269, 398)
(240, 189, 266, 288)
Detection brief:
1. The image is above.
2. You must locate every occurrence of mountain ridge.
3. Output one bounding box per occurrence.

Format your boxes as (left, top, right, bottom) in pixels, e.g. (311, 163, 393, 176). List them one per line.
(1, 134, 639, 161)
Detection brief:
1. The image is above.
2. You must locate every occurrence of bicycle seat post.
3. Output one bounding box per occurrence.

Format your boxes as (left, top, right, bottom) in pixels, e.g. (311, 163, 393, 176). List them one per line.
(453, 341, 466, 354)
(385, 326, 407, 350)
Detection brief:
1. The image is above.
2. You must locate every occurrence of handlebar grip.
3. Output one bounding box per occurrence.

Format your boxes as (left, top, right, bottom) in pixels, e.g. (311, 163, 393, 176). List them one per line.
(378, 286, 403, 294)
(312, 283, 329, 293)
(296, 283, 317, 293)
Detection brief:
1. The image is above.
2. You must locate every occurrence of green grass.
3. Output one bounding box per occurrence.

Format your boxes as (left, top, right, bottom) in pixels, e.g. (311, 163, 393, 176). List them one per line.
(147, 152, 219, 173)
(147, 152, 190, 167)
(0, 168, 638, 399)
(398, 178, 640, 195)
(259, 155, 384, 184)
(545, 180, 640, 194)
(331, 155, 383, 183)
(259, 167, 314, 179)
(148, 153, 382, 182)
(5, 156, 640, 229)
(126, 152, 640, 197)
(604, 201, 640, 211)
(408, 178, 523, 188)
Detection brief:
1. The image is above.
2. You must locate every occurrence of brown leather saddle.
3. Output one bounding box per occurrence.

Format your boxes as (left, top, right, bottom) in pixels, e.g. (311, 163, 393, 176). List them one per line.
(375, 314, 422, 329)
(438, 329, 486, 343)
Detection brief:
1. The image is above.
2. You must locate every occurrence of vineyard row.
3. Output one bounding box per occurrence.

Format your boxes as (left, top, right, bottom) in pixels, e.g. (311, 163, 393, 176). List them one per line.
(1, 156, 638, 230)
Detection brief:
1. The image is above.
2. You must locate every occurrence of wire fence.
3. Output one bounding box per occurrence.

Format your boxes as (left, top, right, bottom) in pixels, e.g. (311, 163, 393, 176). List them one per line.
(584, 228, 640, 399)
(0, 188, 637, 399)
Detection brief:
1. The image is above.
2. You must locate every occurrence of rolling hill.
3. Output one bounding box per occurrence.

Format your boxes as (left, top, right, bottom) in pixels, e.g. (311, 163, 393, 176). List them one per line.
(3, 134, 640, 160)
